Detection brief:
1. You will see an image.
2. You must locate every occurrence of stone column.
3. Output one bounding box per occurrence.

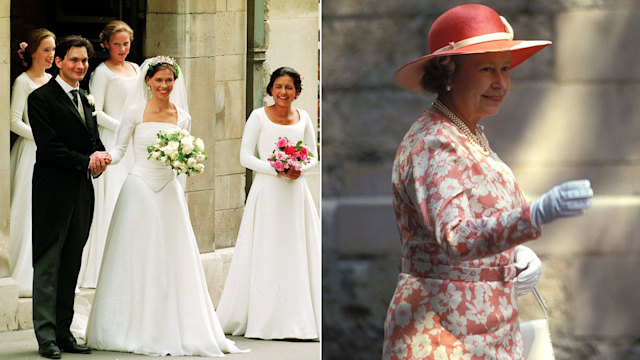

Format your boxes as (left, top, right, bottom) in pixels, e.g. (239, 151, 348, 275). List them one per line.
(0, 0, 19, 332)
(213, 0, 247, 251)
(0, 0, 11, 279)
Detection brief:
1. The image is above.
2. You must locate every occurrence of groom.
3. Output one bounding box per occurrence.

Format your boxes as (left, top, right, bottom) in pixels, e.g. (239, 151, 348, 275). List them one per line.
(28, 35, 111, 359)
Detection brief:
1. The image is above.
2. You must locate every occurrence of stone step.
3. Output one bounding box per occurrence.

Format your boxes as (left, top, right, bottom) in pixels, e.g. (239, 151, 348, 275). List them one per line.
(0, 277, 19, 332)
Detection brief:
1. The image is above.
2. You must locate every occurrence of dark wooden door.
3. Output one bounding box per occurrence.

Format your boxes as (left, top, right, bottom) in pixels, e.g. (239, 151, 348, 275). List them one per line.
(10, 0, 146, 88)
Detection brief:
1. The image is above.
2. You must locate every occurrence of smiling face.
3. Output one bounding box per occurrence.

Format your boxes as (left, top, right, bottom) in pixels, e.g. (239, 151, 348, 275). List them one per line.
(31, 36, 55, 70)
(55, 46, 89, 87)
(270, 75, 298, 107)
(105, 31, 131, 63)
(448, 52, 511, 124)
(146, 68, 175, 101)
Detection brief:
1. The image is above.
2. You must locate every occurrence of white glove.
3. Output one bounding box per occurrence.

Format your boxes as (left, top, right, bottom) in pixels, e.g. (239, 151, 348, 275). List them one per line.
(530, 179, 593, 229)
(513, 245, 542, 296)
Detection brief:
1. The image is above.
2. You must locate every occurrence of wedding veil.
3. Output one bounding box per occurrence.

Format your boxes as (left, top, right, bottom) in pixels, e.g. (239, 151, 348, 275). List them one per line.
(122, 56, 189, 114)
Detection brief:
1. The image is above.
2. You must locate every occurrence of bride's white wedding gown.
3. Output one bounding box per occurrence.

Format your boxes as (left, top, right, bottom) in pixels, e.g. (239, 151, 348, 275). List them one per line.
(86, 104, 246, 357)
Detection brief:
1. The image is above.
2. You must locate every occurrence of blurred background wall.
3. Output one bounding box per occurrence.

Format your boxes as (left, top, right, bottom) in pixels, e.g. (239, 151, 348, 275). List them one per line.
(322, 1, 640, 359)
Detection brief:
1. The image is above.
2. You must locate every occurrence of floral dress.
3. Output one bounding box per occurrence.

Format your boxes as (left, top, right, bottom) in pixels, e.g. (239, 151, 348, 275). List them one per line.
(382, 108, 541, 360)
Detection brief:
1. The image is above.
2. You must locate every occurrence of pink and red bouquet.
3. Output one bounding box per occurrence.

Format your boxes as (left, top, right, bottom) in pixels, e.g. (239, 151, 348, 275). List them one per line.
(268, 137, 314, 174)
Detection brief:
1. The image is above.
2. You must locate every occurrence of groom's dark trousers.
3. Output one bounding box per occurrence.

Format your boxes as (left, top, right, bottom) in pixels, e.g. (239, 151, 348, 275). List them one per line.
(28, 77, 104, 346)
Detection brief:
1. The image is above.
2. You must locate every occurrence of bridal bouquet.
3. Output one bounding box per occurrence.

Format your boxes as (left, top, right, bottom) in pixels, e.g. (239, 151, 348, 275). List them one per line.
(147, 128, 207, 176)
(268, 136, 314, 174)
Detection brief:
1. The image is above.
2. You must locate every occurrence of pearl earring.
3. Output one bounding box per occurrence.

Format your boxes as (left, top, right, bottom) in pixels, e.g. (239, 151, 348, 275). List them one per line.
(446, 85, 451, 91)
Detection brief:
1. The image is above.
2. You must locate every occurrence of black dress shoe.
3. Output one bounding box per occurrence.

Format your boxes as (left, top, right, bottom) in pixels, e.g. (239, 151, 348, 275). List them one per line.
(39, 342, 61, 359)
(57, 335, 91, 354)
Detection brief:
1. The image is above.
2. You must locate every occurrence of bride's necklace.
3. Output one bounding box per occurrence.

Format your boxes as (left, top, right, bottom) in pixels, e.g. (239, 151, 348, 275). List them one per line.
(433, 99, 490, 156)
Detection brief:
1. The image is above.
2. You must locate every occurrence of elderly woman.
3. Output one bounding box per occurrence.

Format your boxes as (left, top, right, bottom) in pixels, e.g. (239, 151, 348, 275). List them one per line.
(383, 4, 592, 359)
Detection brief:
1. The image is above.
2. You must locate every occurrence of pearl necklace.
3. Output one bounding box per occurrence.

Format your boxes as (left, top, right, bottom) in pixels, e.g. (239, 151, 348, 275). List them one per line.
(433, 99, 490, 156)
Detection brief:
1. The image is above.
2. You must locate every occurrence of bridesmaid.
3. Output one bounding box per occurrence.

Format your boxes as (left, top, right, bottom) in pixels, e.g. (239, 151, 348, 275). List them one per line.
(216, 67, 321, 340)
(9, 28, 56, 298)
(78, 20, 139, 288)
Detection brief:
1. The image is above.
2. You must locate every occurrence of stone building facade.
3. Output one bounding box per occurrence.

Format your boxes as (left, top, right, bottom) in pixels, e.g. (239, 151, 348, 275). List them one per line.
(323, 1, 640, 359)
(0, 0, 319, 333)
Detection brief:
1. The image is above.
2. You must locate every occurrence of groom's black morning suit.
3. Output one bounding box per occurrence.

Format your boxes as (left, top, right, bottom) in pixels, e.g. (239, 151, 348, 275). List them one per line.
(28, 76, 105, 347)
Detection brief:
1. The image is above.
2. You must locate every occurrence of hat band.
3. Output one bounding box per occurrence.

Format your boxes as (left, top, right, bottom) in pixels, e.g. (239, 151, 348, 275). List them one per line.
(432, 15, 514, 54)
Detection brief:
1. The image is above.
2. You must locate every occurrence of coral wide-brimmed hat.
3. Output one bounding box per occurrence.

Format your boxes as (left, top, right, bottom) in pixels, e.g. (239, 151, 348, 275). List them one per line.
(394, 4, 551, 93)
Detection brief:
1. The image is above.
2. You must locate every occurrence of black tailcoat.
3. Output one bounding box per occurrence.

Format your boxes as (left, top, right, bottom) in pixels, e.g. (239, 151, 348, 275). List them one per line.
(28, 78, 104, 262)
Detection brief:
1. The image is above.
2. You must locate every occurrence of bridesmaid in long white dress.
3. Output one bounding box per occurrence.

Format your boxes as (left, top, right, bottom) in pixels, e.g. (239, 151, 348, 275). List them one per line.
(87, 56, 247, 357)
(9, 29, 56, 297)
(78, 20, 139, 288)
(216, 67, 321, 340)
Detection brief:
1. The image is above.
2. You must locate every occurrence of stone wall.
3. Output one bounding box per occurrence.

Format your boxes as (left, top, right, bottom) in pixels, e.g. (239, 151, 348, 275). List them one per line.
(212, 0, 248, 251)
(323, 1, 640, 359)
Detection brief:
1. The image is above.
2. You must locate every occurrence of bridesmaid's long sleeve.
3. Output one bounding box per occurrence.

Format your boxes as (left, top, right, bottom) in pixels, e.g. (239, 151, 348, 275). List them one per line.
(10, 76, 34, 140)
(89, 67, 120, 131)
(300, 114, 318, 174)
(240, 110, 277, 175)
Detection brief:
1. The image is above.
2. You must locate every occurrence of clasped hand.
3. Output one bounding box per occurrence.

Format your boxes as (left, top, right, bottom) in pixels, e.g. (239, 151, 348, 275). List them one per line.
(278, 169, 301, 180)
(89, 151, 112, 175)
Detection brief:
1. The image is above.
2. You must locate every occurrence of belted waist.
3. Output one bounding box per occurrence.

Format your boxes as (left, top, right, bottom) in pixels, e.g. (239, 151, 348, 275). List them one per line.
(400, 257, 516, 282)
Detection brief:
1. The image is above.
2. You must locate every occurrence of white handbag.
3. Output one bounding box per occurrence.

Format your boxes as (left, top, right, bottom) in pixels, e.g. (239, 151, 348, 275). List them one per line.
(520, 287, 556, 360)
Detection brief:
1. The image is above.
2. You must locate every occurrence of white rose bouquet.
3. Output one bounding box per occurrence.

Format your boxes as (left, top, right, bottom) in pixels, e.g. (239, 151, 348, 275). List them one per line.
(147, 128, 207, 176)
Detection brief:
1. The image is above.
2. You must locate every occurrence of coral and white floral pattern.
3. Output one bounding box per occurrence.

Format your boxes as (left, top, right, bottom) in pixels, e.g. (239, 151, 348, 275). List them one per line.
(382, 108, 541, 359)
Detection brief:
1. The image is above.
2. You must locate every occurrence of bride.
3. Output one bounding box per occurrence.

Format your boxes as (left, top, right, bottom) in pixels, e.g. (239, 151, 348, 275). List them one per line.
(85, 56, 247, 357)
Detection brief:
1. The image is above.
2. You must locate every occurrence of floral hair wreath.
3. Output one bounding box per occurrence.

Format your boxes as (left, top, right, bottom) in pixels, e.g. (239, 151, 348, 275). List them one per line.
(17, 42, 28, 68)
(146, 55, 180, 79)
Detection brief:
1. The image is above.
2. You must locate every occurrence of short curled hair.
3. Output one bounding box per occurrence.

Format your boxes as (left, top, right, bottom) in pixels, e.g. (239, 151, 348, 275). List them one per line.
(419, 55, 456, 94)
(266, 67, 302, 96)
(21, 29, 56, 68)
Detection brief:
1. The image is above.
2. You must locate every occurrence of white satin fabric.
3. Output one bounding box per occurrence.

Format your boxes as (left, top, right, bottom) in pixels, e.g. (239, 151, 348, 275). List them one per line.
(86, 108, 247, 356)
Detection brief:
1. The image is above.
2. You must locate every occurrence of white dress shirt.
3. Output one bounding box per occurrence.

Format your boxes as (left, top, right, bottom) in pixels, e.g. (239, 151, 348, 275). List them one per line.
(55, 75, 86, 123)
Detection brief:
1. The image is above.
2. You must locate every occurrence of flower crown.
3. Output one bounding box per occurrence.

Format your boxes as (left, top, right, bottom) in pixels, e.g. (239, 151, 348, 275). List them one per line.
(17, 42, 28, 68)
(146, 55, 180, 79)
